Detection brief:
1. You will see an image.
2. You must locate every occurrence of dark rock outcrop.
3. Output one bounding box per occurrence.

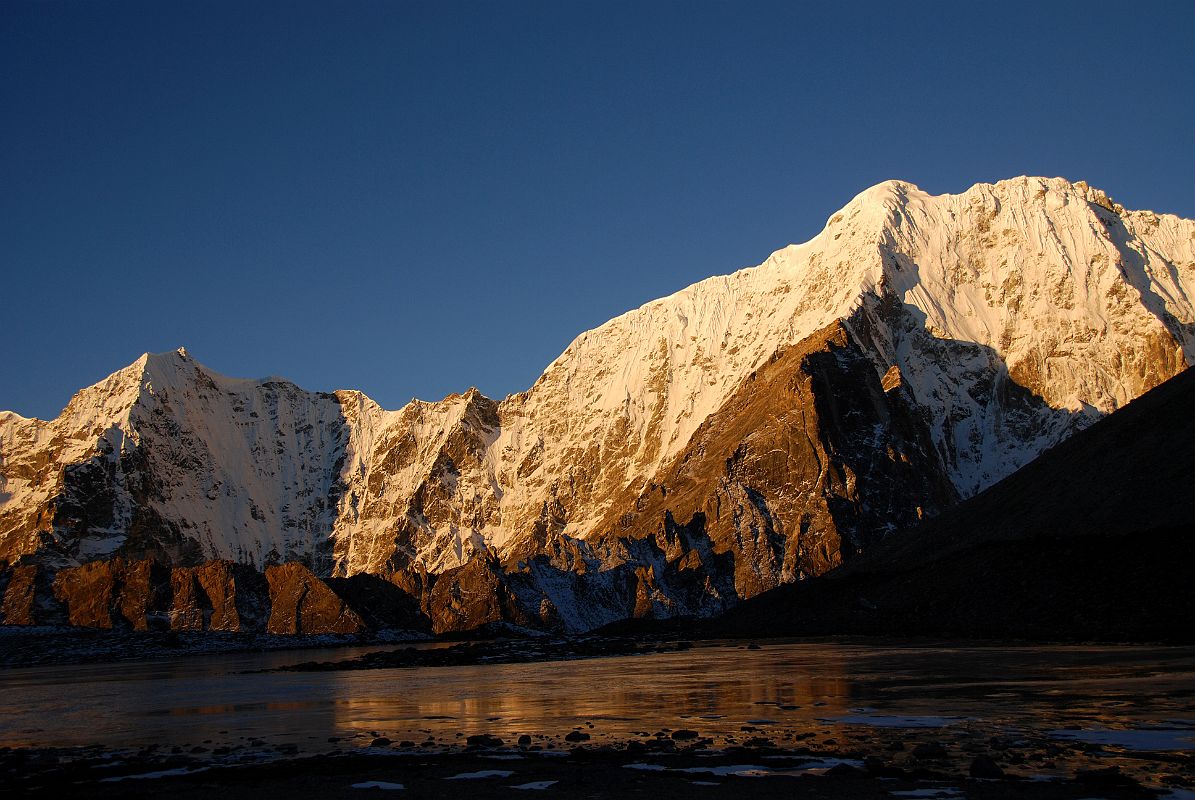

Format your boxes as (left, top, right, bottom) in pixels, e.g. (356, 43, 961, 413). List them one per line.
(427, 556, 540, 634)
(2, 557, 400, 635)
(51, 558, 171, 630)
(324, 572, 430, 633)
(1, 563, 66, 625)
(264, 562, 366, 634)
(170, 560, 268, 632)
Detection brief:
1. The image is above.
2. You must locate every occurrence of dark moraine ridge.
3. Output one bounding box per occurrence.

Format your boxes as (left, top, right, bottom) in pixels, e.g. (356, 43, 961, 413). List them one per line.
(713, 365, 1195, 643)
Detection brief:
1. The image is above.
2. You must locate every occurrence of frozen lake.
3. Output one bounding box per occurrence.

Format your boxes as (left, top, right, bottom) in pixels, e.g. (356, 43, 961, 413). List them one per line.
(2, 639, 1193, 763)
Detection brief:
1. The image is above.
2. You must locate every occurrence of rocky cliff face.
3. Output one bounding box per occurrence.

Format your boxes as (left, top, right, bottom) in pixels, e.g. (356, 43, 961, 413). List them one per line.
(0, 564, 63, 626)
(51, 558, 172, 630)
(2, 177, 1193, 633)
(264, 562, 366, 635)
(0, 558, 430, 635)
(170, 560, 269, 632)
(584, 319, 960, 597)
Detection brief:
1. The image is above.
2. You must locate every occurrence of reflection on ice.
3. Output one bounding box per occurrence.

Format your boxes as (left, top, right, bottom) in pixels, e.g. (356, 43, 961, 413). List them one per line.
(1050, 726, 1195, 751)
(626, 758, 865, 778)
(0, 639, 1192, 769)
(822, 714, 964, 728)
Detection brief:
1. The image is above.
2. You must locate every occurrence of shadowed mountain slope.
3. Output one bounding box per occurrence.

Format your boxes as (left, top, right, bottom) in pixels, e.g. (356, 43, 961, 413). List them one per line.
(716, 365, 1195, 642)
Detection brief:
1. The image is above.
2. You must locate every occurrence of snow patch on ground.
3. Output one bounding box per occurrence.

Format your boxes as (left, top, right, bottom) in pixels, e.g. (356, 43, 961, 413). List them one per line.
(445, 769, 515, 779)
(1049, 726, 1195, 751)
(99, 766, 211, 782)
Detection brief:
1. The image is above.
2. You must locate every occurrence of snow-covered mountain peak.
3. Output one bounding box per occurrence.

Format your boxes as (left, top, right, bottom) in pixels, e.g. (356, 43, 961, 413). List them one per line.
(877, 176, 1192, 397)
(486, 176, 1195, 535)
(3, 177, 1193, 585)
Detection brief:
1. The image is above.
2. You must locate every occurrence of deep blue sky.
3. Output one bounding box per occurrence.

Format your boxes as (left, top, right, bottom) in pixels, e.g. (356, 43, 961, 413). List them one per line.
(3, 1, 1193, 419)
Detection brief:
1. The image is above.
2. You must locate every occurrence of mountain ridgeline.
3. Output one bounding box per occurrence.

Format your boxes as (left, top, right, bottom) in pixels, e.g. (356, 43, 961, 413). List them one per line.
(2, 177, 1193, 635)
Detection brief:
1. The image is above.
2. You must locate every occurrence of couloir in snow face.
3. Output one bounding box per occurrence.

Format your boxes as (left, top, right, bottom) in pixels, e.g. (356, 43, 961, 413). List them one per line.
(2, 177, 1193, 630)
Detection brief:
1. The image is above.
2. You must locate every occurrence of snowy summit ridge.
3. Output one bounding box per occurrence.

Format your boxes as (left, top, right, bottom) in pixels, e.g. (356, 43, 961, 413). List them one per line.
(2, 177, 1193, 606)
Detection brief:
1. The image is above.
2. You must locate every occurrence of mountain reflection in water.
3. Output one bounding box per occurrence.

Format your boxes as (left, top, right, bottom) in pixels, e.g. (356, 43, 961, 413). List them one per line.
(1, 640, 1192, 765)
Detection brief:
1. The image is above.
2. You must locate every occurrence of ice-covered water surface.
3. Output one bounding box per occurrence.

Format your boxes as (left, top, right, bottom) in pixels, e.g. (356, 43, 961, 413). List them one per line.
(0, 640, 1192, 763)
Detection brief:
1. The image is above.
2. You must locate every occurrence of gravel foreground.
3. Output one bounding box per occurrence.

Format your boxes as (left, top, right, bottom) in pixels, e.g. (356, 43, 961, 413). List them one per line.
(5, 730, 1192, 799)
